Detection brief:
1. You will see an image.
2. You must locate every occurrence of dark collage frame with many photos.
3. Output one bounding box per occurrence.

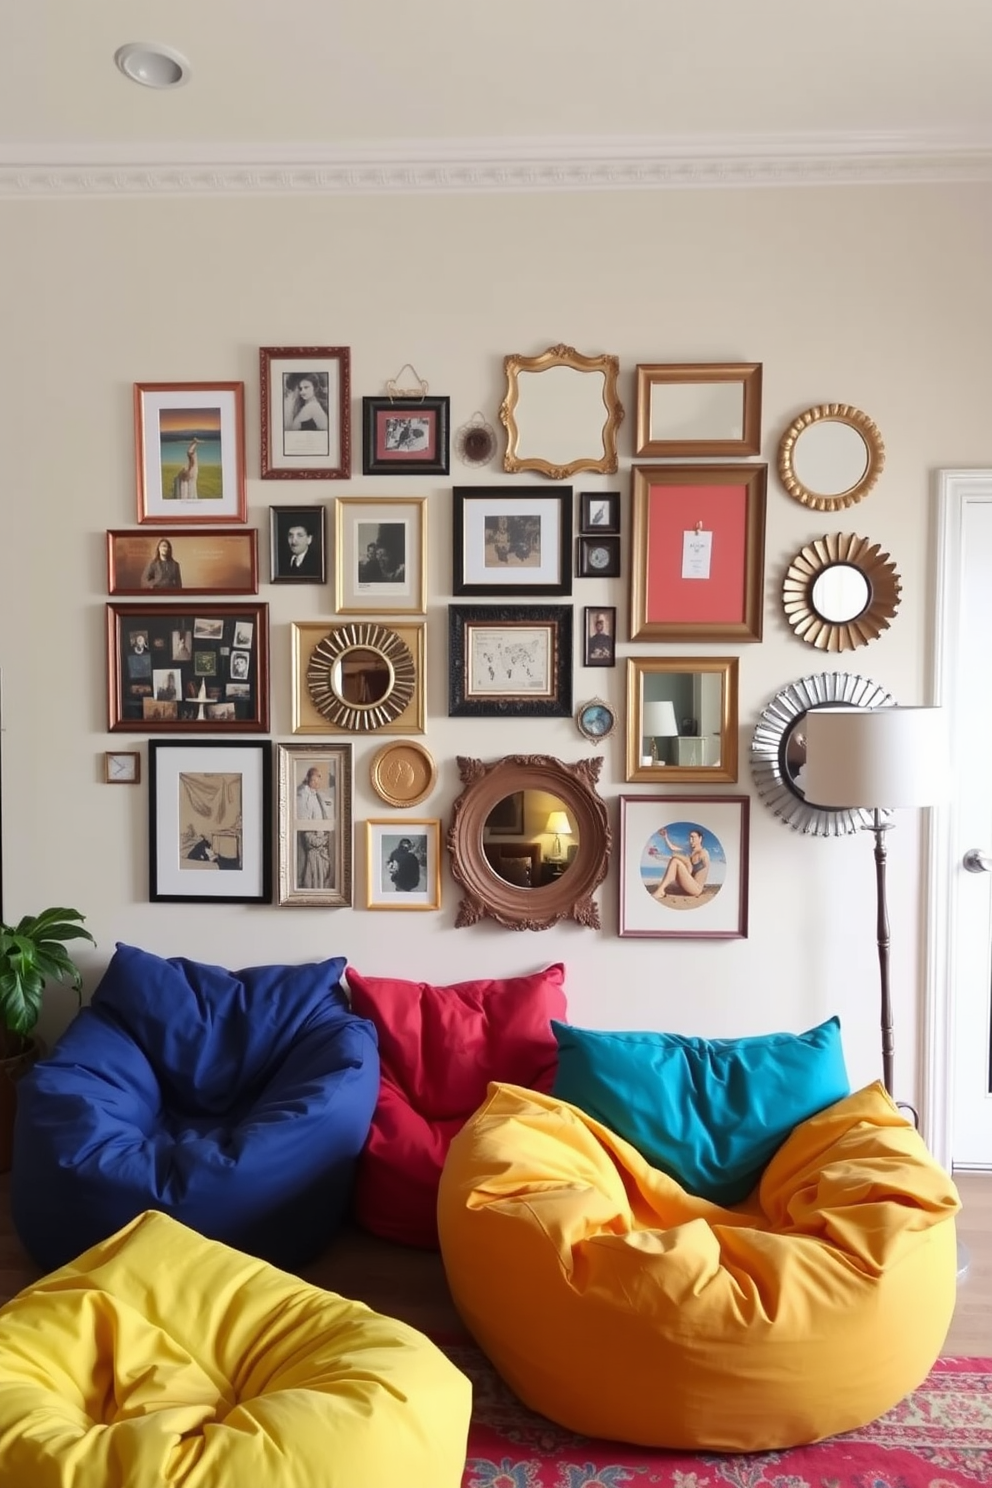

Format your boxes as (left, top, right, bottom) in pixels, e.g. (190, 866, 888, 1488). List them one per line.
(107, 602, 270, 732)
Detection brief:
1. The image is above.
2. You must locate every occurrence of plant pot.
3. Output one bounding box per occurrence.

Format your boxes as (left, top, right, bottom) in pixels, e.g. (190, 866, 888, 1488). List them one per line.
(0, 1031, 41, 1173)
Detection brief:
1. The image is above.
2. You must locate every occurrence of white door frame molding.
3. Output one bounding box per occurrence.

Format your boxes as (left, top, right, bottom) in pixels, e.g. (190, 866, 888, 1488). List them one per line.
(923, 468, 992, 1169)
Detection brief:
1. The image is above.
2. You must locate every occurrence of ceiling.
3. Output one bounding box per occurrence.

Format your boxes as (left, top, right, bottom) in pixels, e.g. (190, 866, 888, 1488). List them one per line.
(5, 0, 992, 196)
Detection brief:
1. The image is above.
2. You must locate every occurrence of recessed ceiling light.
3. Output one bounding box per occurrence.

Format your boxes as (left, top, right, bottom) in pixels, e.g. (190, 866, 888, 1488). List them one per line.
(114, 42, 190, 90)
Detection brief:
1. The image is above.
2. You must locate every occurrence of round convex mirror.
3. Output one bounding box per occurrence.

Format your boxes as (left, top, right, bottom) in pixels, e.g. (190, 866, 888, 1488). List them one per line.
(778, 404, 884, 511)
(482, 792, 579, 889)
(332, 647, 393, 706)
(810, 563, 870, 623)
(307, 622, 416, 731)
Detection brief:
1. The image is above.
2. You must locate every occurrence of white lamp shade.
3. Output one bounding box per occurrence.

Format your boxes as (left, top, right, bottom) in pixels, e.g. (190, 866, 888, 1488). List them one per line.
(802, 706, 950, 809)
(642, 700, 679, 738)
(545, 810, 572, 837)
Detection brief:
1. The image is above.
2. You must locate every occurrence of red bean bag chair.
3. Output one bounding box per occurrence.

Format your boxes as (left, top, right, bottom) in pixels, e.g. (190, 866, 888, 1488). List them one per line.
(347, 963, 566, 1247)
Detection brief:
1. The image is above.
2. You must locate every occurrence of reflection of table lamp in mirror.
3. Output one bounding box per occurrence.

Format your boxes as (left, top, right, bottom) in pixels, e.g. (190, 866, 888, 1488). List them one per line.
(545, 810, 572, 861)
(642, 700, 679, 764)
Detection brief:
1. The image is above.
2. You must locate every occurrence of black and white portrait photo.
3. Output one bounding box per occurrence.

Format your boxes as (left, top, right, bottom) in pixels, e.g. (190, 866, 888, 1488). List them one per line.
(357, 521, 406, 585)
(270, 506, 326, 583)
(282, 370, 330, 457)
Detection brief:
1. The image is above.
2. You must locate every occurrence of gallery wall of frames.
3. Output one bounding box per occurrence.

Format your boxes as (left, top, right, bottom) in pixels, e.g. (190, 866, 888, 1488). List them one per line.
(106, 350, 901, 935)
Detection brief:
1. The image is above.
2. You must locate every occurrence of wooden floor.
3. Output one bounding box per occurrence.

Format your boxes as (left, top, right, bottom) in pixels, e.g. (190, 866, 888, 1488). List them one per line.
(0, 1171, 988, 1355)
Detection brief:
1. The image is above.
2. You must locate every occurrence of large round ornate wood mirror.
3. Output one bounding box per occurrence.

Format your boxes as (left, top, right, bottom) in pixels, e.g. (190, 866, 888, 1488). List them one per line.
(750, 672, 895, 836)
(782, 532, 901, 651)
(778, 404, 884, 511)
(447, 754, 610, 929)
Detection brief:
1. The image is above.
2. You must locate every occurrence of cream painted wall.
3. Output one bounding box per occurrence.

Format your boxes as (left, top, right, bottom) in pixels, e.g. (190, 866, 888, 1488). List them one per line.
(2, 182, 990, 1104)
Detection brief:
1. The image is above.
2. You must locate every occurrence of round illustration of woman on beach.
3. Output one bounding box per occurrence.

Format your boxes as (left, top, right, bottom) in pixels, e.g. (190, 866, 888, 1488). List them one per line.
(640, 820, 726, 911)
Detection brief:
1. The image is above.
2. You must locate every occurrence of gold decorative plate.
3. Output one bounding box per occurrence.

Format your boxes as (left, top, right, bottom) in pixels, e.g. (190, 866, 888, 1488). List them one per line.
(370, 739, 437, 807)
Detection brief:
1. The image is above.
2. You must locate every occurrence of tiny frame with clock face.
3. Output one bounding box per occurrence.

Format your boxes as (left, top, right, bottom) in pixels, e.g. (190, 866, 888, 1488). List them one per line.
(576, 698, 617, 743)
(452, 486, 572, 597)
(105, 750, 140, 784)
(577, 534, 621, 579)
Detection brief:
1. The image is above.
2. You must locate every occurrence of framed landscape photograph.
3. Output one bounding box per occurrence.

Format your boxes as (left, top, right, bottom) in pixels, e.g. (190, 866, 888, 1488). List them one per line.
(107, 529, 258, 596)
(148, 740, 272, 903)
(334, 495, 426, 614)
(107, 602, 269, 732)
(259, 346, 351, 480)
(362, 396, 450, 475)
(448, 603, 572, 718)
(269, 506, 327, 583)
(630, 463, 767, 642)
(365, 818, 441, 911)
(276, 742, 353, 908)
(619, 793, 749, 939)
(453, 486, 572, 597)
(134, 382, 247, 524)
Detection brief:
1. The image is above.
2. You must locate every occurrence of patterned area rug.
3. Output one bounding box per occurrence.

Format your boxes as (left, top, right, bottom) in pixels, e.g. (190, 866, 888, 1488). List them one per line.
(441, 1344, 992, 1488)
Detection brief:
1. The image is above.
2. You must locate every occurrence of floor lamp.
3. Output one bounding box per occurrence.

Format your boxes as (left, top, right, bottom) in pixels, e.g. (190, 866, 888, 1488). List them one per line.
(801, 705, 949, 1104)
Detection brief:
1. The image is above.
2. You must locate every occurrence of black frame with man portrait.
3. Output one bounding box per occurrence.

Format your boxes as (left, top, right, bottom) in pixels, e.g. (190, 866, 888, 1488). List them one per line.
(583, 605, 617, 667)
(362, 396, 450, 476)
(269, 506, 327, 584)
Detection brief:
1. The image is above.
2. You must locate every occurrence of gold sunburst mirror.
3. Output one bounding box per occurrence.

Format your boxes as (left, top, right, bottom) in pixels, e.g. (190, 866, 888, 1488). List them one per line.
(782, 533, 901, 652)
(306, 622, 416, 731)
(778, 404, 884, 511)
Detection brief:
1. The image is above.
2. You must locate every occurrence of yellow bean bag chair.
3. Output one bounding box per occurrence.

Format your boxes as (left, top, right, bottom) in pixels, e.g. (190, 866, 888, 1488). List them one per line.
(437, 1080, 960, 1452)
(0, 1210, 471, 1487)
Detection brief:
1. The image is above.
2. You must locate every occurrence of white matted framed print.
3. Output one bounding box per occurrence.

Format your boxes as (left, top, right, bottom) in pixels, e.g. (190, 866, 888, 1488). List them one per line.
(334, 496, 426, 614)
(259, 346, 351, 480)
(453, 486, 572, 596)
(148, 740, 272, 903)
(619, 794, 749, 939)
(365, 819, 441, 910)
(134, 382, 247, 524)
(277, 742, 353, 908)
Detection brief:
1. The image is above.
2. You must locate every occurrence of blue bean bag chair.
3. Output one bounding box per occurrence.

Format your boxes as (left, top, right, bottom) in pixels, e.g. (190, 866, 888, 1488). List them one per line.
(11, 943, 380, 1273)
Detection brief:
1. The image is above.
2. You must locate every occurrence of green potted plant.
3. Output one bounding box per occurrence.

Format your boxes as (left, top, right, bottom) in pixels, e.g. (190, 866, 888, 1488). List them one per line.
(0, 907, 95, 1170)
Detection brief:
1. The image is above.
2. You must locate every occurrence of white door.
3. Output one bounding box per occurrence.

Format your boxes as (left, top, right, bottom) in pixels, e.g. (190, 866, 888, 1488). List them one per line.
(926, 470, 992, 1170)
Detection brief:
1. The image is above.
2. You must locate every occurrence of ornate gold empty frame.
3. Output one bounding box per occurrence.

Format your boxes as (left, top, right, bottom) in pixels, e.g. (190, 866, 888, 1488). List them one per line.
(500, 344, 624, 480)
(778, 404, 884, 511)
(306, 622, 416, 731)
(783, 532, 901, 652)
(447, 754, 611, 930)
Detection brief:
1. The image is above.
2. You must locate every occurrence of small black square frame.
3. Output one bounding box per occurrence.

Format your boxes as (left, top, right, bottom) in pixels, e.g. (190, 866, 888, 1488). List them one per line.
(579, 491, 620, 534)
(577, 534, 621, 579)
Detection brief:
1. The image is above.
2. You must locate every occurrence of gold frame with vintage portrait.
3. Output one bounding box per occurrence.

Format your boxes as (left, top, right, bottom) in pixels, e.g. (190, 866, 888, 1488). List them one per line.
(365, 818, 441, 911)
(276, 742, 353, 908)
(635, 362, 762, 457)
(334, 496, 427, 615)
(500, 344, 624, 479)
(290, 620, 426, 735)
(625, 656, 739, 784)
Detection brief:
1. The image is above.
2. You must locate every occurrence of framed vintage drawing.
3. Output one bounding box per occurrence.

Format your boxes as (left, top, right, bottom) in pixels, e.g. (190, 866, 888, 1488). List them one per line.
(577, 534, 621, 579)
(452, 486, 572, 597)
(107, 529, 258, 596)
(148, 740, 272, 903)
(362, 396, 450, 475)
(630, 464, 766, 643)
(580, 491, 620, 534)
(635, 363, 762, 457)
(365, 819, 441, 911)
(276, 742, 353, 908)
(584, 606, 617, 667)
(291, 620, 426, 735)
(448, 603, 572, 718)
(259, 346, 351, 480)
(269, 506, 326, 583)
(134, 382, 247, 524)
(619, 794, 749, 939)
(107, 602, 270, 732)
(334, 496, 427, 615)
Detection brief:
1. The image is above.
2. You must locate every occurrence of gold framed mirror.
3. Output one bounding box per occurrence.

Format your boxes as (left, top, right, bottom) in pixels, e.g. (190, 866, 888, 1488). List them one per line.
(500, 344, 624, 479)
(625, 657, 739, 783)
(782, 532, 901, 651)
(778, 404, 884, 511)
(290, 620, 426, 734)
(447, 753, 610, 929)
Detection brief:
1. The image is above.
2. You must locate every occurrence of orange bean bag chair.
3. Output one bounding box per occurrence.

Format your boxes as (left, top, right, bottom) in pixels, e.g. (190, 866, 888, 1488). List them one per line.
(437, 1081, 960, 1452)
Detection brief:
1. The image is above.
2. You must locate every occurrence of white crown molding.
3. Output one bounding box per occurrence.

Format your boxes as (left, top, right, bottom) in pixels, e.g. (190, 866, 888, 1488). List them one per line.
(3, 131, 992, 199)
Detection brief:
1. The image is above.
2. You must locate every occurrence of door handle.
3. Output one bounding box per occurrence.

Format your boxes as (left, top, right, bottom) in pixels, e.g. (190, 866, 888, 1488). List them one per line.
(963, 848, 992, 873)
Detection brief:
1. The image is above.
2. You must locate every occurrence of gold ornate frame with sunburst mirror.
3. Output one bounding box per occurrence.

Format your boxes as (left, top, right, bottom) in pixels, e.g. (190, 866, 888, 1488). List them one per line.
(778, 404, 885, 511)
(291, 620, 425, 734)
(500, 344, 624, 479)
(782, 532, 901, 652)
